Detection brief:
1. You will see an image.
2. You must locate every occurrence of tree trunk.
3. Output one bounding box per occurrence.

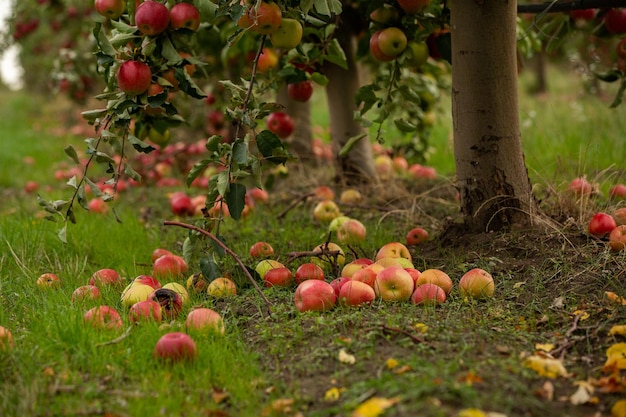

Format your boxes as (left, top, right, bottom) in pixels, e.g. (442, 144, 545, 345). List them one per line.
(451, 1, 538, 232)
(323, 20, 377, 185)
(276, 85, 314, 163)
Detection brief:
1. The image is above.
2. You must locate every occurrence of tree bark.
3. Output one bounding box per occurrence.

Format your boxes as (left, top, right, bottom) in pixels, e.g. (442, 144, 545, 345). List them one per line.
(276, 85, 314, 163)
(451, 1, 538, 232)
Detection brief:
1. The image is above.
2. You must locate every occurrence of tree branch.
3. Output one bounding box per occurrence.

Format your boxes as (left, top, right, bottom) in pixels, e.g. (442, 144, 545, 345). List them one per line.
(518, 0, 626, 14)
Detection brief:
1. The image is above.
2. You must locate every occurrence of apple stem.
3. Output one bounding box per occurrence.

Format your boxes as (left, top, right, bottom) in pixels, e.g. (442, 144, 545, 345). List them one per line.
(163, 220, 273, 316)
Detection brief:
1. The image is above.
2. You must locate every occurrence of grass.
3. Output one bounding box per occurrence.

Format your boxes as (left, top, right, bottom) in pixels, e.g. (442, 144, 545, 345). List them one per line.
(1, 66, 626, 416)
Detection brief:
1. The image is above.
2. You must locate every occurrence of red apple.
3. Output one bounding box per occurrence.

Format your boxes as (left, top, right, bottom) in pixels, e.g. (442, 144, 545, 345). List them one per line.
(71, 285, 101, 302)
(568, 177, 593, 196)
(117, 60, 152, 95)
(247, 187, 269, 204)
(374, 267, 414, 301)
(88, 198, 108, 214)
(152, 248, 173, 263)
(294, 280, 337, 312)
(169, 192, 194, 216)
(129, 300, 162, 323)
(148, 288, 183, 319)
(247, 1, 282, 35)
(133, 275, 161, 290)
(287, 81, 313, 102)
(169, 3, 200, 31)
(154, 332, 197, 362)
(377, 27, 408, 58)
(329, 276, 352, 297)
(256, 47, 279, 72)
(351, 267, 378, 288)
(314, 185, 335, 201)
(338, 280, 376, 307)
(369, 31, 395, 62)
(459, 268, 495, 299)
(135, 0, 170, 36)
(405, 268, 421, 285)
(267, 111, 294, 138)
(95, 0, 125, 19)
(24, 180, 39, 193)
(0, 326, 14, 349)
(36, 273, 60, 289)
(396, 0, 430, 14)
(406, 227, 429, 246)
(609, 225, 626, 251)
(411, 283, 446, 306)
(337, 219, 367, 245)
(295, 263, 325, 284)
(186, 308, 225, 334)
(605, 8, 626, 34)
(153, 254, 188, 278)
(83, 306, 123, 330)
(89, 268, 122, 287)
(376, 242, 412, 262)
(610, 184, 626, 199)
(570, 8, 596, 21)
(255, 259, 285, 279)
(250, 241, 275, 258)
(588, 212, 617, 238)
(415, 269, 453, 294)
(263, 267, 294, 288)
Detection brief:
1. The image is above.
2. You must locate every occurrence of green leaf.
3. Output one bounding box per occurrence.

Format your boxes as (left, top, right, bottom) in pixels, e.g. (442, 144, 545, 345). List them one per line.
(186, 159, 211, 187)
(216, 170, 230, 197)
(256, 130, 289, 165)
(110, 19, 136, 34)
(610, 78, 626, 108)
(225, 183, 247, 221)
(205, 135, 223, 153)
(177, 68, 207, 99)
(313, 0, 342, 16)
(123, 163, 142, 182)
(127, 134, 156, 153)
(193, 0, 218, 21)
(199, 257, 222, 280)
(301, 0, 314, 14)
(81, 109, 108, 123)
(355, 84, 379, 115)
(64, 146, 80, 165)
(595, 70, 622, 83)
(338, 133, 367, 157)
(93, 23, 116, 57)
(309, 72, 329, 86)
(394, 118, 419, 133)
(324, 39, 348, 69)
(161, 36, 184, 64)
(232, 139, 248, 165)
(58, 225, 68, 243)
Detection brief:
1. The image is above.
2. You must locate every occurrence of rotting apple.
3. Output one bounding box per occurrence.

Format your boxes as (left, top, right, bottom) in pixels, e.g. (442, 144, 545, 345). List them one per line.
(83, 306, 123, 330)
(153, 332, 197, 362)
(186, 308, 225, 335)
(338, 280, 376, 307)
(294, 280, 337, 312)
(129, 299, 162, 323)
(609, 225, 626, 251)
(135, 0, 170, 36)
(415, 268, 453, 294)
(263, 267, 294, 287)
(186, 273, 209, 292)
(588, 212, 617, 238)
(459, 268, 495, 300)
(295, 263, 325, 284)
(207, 277, 237, 298)
(411, 283, 446, 306)
(162, 282, 190, 305)
(374, 267, 414, 301)
(148, 288, 183, 319)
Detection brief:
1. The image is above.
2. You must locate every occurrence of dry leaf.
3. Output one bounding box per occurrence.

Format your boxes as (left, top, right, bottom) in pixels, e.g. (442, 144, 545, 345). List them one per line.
(352, 397, 401, 417)
(593, 373, 626, 393)
(385, 358, 399, 369)
(535, 343, 555, 352)
(393, 365, 412, 375)
(610, 325, 626, 336)
(324, 387, 344, 402)
(522, 354, 570, 378)
(513, 281, 526, 289)
(570, 381, 594, 405)
(603, 343, 626, 373)
(457, 371, 483, 385)
(413, 323, 428, 333)
(457, 409, 487, 417)
(606, 292, 626, 306)
(535, 381, 554, 401)
(338, 349, 356, 365)
(212, 387, 229, 404)
(572, 310, 590, 320)
(261, 398, 294, 417)
(613, 399, 626, 417)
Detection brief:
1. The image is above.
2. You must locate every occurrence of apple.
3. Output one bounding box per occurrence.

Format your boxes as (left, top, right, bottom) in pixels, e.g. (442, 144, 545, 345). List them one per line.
(328, 216, 351, 235)
(605, 9, 626, 34)
(148, 288, 183, 319)
(338, 280, 376, 307)
(152, 248, 173, 263)
(329, 276, 352, 297)
(341, 261, 368, 278)
(250, 241, 275, 258)
(405, 268, 421, 284)
(411, 283, 446, 306)
(406, 227, 429, 246)
(267, 111, 294, 138)
(186, 308, 225, 335)
(287, 80, 313, 102)
(169, 192, 194, 216)
(374, 154, 394, 179)
(247, 1, 282, 34)
(294, 280, 337, 312)
(117, 60, 152, 95)
(568, 177, 593, 196)
(570, 9, 596, 21)
(392, 156, 409, 174)
(83, 306, 123, 330)
(154, 332, 197, 362)
(89, 268, 122, 287)
(409, 164, 437, 179)
(0, 326, 14, 350)
(614, 208, 626, 226)
(405, 41, 429, 68)
(295, 263, 325, 284)
(36, 273, 60, 289)
(248, 187, 269, 205)
(270, 18, 303, 49)
(396, 0, 430, 14)
(337, 219, 367, 245)
(135, 0, 170, 36)
(588, 212, 617, 238)
(129, 300, 162, 323)
(376, 242, 412, 262)
(264, 267, 294, 287)
(351, 268, 378, 288)
(153, 254, 188, 278)
(95, 0, 125, 19)
(377, 27, 408, 58)
(121, 283, 154, 307)
(415, 269, 453, 294)
(311, 242, 346, 269)
(374, 267, 414, 301)
(340, 189, 362, 204)
(24, 180, 39, 194)
(207, 277, 237, 297)
(162, 282, 190, 305)
(609, 225, 626, 251)
(369, 31, 395, 62)
(186, 273, 209, 292)
(370, 5, 400, 24)
(71, 285, 101, 302)
(314, 185, 335, 201)
(610, 184, 626, 199)
(88, 198, 108, 214)
(169, 3, 200, 31)
(133, 275, 161, 290)
(375, 257, 413, 269)
(255, 260, 285, 279)
(459, 268, 495, 299)
(256, 47, 279, 72)
(313, 200, 341, 223)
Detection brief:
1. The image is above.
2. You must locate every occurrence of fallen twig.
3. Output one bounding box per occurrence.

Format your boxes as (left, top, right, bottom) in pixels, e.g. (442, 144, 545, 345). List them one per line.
(277, 192, 314, 219)
(96, 326, 133, 347)
(381, 324, 430, 346)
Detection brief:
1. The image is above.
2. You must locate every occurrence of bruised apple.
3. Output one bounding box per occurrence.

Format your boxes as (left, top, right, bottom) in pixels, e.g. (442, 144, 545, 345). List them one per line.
(459, 268, 495, 299)
(148, 288, 183, 319)
(294, 280, 337, 312)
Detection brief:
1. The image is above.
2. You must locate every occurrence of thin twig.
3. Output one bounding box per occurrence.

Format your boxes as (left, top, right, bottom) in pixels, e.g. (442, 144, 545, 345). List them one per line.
(381, 324, 430, 346)
(95, 326, 133, 347)
(277, 192, 314, 219)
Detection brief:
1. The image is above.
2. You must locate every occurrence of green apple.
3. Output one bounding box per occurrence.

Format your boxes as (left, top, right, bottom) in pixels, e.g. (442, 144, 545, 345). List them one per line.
(270, 18, 303, 49)
(370, 5, 400, 24)
(405, 41, 429, 68)
(148, 127, 171, 147)
(378, 27, 407, 58)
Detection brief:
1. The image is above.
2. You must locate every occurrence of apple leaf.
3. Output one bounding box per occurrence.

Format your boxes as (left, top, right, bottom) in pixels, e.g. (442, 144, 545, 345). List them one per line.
(216, 170, 230, 197)
(594, 69, 622, 83)
(93, 23, 116, 57)
(338, 133, 367, 157)
(127, 134, 156, 154)
(199, 257, 222, 281)
(324, 38, 348, 69)
(193, 0, 218, 21)
(64, 145, 80, 165)
(232, 139, 248, 165)
(313, 0, 342, 16)
(610, 78, 626, 109)
(394, 119, 419, 133)
(256, 130, 290, 165)
(123, 163, 141, 182)
(301, 0, 314, 15)
(57, 225, 67, 244)
(177, 67, 208, 99)
(186, 159, 212, 188)
(225, 183, 246, 221)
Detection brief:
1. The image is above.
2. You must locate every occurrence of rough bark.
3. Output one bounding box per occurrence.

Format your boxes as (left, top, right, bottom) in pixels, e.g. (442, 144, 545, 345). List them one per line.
(451, 1, 538, 232)
(276, 85, 314, 163)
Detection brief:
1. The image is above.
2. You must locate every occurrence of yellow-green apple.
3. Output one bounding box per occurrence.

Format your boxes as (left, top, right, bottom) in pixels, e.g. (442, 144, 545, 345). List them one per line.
(369, 4, 400, 24)
(133, 275, 161, 290)
(121, 283, 154, 307)
(270, 18, 303, 49)
(263, 267, 294, 287)
(416, 269, 452, 294)
(186, 273, 209, 292)
(338, 280, 376, 307)
(329, 276, 352, 296)
(406, 227, 429, 246)
(169, 3, 200, 31)
(609, 225, 626, 251)
(329, 215, 351, 233)
(374, 267, 414, 301)
(153, 332, 197, 362)
(375, 242, 412, 262)
(351, 268, 377, 288)
(311, 242, 345, 269)
(411, 283, 446, 306)
(71, 285, 101, 303)
(247, 1, 282, 34)
(129, 299, 162, 323)
(0, 326, 14, 349)
(568, 177, 593, 196)
(186, 308, 225, 335)
(376, 256, 413, 269)
(153, 254, 188, 279)
(249, 241, 275, 258)
(255, 259, 285, 279)
(89, 268, 122, 287)
(614, 208, 626, 226)
(256, 47, 279, 72)
(605, 8, 626, 34)
(396, 0, 430, 14)
(162, 282, 190, 304)
(377, 27, 407, 58)
(314, 185, 335, 201)
(610, 184, 626, 199)
(287, 80, 313, 102)
(405, 41, 429, 68)
(341, 260, 368, 278)
(370, 31, 395, 62)
(459, 268, 495, 299)
(294, 280, 337, 312)
(313, 200, 341, 223)
(267, 111, 294, 138)
(340, 189, 362, 204)
(337, 219, 367, 245)
(117, 60, 152, 95)
(135, 0, 170, 36)
(36, 273, 60, 289)
(404, 268, 421, 285)
(148, 288, 183, 319)
(95, 0, 126, 19)
(207, 277, 237, 297)
(295, 263, 325, 284)
(83, 306, 123, 330)
(588, 212, 616, 238)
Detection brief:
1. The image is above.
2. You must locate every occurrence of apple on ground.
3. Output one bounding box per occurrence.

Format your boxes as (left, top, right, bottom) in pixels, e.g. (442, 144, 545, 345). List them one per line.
(121, 283, 154, 307)
(314, 186, 335, 200)
(162, 282, 190, 305)
(329, 216, 351, 233)
(154, 332, 197, 362)
(340, 189, 362, 204)
(0, 326, 14, 349)
(406, 227, 429, 246)
(374, 267, 415, 301)
(135, 1, 170, 36)
(267, 111, 294, 138)
(71, 285, 101, 302)
(610, 184, 626, 199)
(287, 80, 313, 102)
(568, 177, 593, 196)
(186, 308, 225, 335)
(415, 269, 453, 294)
(376, 242, 412, 262)
(169, 3, 200, 31)
(250, 241, 275, 258)
(129, 300, 162, 323)
(169, 192, 194, 216)
(24, 180, 39, 194)
(89, 268, 122, 287)
(341, 260, 368, 278)
(117, 60, 152, 95)
(94, 0, 126, 19)
(133, 275, 161, 290)
(186, 273, 210, 292)
(609, 225, 626, 251)
(374, 154, 394, 179)
(459, 268, 495, 299)
(411, 283, 446, 306)
(310, 242, 346, 269)
(152, 248, 173, 263)
(207, 277, 237, 298)
(88, 198, 108, 214)
(405, 268, 421, 284)
(614, 208, 626, 226)
(247, 187, 269, 205)
(588, 212, 617, 238)
(255, 259, 285, 279)
(270, 18, 303, 49)
(83, 306, 123, 330)
(294, 280, 337, 312)
(36, 273, 60, 289)
(376, 257, 413, 269)
(351, 268, 378, 288)
(153, 254, 188, 279)
(338, 280, 376, 307)
(337, 219, 367, 245)
(263, 267, 293, 287)
(295, 263, 325, 284)
(313, 200, 342, 223)
(329, 276, 352, 297)
(148, 288, 183, 319)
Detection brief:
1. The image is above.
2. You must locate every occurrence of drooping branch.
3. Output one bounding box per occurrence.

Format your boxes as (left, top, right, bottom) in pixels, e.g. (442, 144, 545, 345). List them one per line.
(518, 0, 626, 14)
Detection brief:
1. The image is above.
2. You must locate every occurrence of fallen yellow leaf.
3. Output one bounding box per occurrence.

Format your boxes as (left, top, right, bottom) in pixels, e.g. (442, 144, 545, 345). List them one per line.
(612, 399, 626, 417)
(535, 343, 555, 352)
(606, 291, 626, 306)
(385, 358, 399, 369)
(324, 387, 344, 402)
(338, 348, 356, 365)
(604, 343, 626, 373)
(569, 381, 593, 405)
(261, 398, 294, 417)
(611, 325, 626, 336)
(413, 323, 428, 333)
(522, 354, 570, 378)
(352, 396, 401, 417)
(572, 310, 590, 320)
(457, 409, 487, 417)
(393, 365, 412, 375)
